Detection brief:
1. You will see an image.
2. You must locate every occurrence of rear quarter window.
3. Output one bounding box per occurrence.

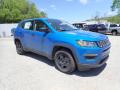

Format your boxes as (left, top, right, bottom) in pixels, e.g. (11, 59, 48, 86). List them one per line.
(19, 21, 34, 30)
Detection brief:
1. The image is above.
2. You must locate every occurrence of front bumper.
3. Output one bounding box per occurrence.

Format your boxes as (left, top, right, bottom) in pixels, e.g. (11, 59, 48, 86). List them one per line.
(77, 55, 109, 71)
(73, 44, 111, 71)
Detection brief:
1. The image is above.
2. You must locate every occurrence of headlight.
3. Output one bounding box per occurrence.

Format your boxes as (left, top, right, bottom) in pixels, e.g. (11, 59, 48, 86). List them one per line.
(77, 40, 97, 47)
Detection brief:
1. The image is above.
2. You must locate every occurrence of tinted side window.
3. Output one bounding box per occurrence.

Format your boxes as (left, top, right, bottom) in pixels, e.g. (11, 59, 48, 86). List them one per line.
(97, 24, 106, 29)
(23, 21, 34, 30)
(89, 25, 96, 29)
(110, 24, 117, 27)
(35, 20, 48, 32)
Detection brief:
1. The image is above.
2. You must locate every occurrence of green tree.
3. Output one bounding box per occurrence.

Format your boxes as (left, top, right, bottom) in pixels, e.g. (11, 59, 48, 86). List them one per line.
(106, 15, 120, 23)
(111, 0, 120, 14)
(0, 0, 46, 23)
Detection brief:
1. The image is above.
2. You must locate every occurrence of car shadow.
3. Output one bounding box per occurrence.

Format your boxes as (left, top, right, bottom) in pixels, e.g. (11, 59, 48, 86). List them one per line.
(72, 64, 107, 77)
(24, 52, 54, 66)
(24, 52, 106, 77)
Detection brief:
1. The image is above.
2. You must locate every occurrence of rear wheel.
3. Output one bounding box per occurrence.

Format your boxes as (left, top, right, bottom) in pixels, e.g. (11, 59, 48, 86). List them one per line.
(54, 49, 76, 73)
(112, 31, 117, 36)
(15, 41, 25, 55)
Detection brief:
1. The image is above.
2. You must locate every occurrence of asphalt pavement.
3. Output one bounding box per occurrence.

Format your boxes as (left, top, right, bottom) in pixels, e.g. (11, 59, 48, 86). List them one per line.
(0, 36, 120, 90)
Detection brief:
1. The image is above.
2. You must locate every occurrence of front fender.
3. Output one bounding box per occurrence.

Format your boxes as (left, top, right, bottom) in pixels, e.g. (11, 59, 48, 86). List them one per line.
(50, 42, 78, 62)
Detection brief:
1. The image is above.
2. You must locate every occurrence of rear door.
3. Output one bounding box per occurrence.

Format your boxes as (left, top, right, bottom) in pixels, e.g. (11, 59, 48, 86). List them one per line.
(89, 25, 97, 32)
(21, 20, 35, 50)
(97, 24, 107, 33)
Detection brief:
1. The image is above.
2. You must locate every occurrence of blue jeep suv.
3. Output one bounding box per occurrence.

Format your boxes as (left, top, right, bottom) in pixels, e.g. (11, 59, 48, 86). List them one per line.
(12, 18, 111, 73)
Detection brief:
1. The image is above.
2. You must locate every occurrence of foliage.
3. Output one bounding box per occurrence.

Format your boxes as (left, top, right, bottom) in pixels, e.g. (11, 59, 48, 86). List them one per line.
(104, 0, 120, 23)
(111, 0, 120, 14)
(0, 0, 46, 23)
(87, 15, 120, 23)
(105, 15, 120, 23)
(88, 0, 120, 23)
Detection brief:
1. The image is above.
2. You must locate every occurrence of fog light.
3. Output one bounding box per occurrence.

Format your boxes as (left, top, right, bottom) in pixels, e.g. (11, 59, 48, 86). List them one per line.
(84, 54, 98, 59)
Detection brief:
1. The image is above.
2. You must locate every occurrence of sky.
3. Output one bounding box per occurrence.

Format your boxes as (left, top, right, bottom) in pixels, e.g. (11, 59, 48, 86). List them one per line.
(30, 0, 117, 22)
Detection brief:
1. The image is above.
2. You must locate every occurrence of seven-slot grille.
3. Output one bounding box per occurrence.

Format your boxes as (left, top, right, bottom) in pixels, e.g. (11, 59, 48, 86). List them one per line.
(97, 39, 109, 47)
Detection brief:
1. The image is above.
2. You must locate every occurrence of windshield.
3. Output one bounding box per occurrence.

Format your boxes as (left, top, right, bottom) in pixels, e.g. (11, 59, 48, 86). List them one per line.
(47, 19, 78, 31)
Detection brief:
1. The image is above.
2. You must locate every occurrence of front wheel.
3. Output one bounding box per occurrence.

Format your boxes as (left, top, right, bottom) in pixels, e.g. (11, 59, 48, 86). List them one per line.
(112, 31, 117, 36)
(54, 49, 76, 73)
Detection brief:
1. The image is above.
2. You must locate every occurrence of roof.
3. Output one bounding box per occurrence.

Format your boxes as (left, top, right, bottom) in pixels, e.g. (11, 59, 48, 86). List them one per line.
(23, 18, 48, 21)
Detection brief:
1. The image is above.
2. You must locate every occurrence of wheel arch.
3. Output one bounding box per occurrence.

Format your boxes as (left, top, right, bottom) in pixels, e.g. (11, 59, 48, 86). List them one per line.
(14, 38, 21, 44)
(52, 45, 77, 65)
(111, 29, 117, 33)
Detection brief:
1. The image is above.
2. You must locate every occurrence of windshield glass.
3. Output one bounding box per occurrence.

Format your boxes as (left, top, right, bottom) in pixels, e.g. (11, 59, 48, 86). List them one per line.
(47, 19, 78, 31)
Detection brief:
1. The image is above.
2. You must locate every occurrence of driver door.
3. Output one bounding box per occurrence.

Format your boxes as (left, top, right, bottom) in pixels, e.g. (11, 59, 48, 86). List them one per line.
(31, 20, 49, 53)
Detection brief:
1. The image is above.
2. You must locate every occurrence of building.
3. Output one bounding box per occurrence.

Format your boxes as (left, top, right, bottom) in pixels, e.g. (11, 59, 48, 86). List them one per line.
(0, 24, 17, 37)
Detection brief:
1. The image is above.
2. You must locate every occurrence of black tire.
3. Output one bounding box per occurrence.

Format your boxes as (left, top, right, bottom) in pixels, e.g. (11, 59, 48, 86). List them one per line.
(15, 41, 25, 55)
(112, 31, 117, 36)
(54, 49, 76, 73)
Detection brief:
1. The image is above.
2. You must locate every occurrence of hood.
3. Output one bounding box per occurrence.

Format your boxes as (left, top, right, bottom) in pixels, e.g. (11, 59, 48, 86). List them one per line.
(55, 30, 108, 41)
